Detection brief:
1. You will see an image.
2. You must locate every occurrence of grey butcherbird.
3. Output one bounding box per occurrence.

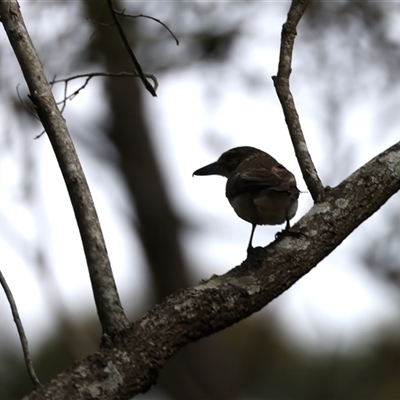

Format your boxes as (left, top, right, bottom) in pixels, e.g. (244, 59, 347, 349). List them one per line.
(193, 146, 300, 252)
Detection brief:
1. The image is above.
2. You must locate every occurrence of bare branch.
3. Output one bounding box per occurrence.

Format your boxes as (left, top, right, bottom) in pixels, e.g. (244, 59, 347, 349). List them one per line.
(272, 0, 324, 202)
(87, 10, 179, 46)
(0, 270, 41, 388)
(106, 0, 157, 96)
(115, 10, 180, 45)
(50, 72, 158, 112)
(22, 141, 400, 399)
(0, 0, 129, 334)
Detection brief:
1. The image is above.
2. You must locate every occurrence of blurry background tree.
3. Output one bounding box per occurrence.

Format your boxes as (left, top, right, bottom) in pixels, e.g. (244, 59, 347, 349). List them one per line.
(1, 1, 400, 399)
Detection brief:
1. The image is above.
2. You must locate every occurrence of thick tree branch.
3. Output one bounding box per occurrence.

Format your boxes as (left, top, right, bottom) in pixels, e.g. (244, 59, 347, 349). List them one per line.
(272, 0, 324, 202)
(23, 141, 400, 399)
(0, 0, 129, 334)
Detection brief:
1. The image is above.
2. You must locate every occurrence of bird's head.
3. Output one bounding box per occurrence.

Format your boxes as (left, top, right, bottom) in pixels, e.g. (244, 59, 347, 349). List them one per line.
(193, 146, 265, 178)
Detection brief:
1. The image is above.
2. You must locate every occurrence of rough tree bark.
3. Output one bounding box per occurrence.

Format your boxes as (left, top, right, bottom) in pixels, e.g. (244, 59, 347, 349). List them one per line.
(22, 140, 400, 399)
(0, 0, 399, 399)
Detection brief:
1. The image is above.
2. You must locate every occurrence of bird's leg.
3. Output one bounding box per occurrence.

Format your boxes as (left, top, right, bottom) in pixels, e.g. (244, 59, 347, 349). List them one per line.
(275, 219, 306, 240)
(247, 224, 257, 253)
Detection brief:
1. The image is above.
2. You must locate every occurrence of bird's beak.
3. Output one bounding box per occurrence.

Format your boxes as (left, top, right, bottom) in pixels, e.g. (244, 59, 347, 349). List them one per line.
(193, 161, 226, 177)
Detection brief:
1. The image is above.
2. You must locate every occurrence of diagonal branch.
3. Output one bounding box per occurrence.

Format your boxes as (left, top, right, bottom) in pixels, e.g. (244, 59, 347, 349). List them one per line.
(272, 0, 324, 202)
(106, 0, 157, 96)
(0, 270, 41, 388)
(0, 0, 129, 335)
(23, 141, 400, 399)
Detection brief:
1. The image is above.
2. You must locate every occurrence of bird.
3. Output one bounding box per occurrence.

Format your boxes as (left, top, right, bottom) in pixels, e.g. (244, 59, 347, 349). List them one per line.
(193, 146, 300, 252)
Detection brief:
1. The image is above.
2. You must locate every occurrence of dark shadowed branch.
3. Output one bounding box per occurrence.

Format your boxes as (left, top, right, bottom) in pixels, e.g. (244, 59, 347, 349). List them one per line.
(106, 0, 157, 96)
(272, 0, 324, 202)
(0, 0, 129, 335)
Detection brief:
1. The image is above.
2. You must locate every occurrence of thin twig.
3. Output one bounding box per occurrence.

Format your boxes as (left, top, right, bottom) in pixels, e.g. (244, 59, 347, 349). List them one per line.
(106, 0, 157, 96)
(114, 10, 179, 45)
(0, 270, 41, 388)
(272, 0, 324, 202)
(49, 72, 158, 114)
(87, 13, 129, 40)
(51, 71, 158, 86)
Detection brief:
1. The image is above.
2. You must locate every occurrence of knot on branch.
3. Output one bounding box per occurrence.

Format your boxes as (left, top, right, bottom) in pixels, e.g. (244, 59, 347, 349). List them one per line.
(282, 21, 297, 37)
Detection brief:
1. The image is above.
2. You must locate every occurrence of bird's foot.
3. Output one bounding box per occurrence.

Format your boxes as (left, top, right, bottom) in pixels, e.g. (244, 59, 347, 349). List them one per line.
(247, 245, 267, 255)
(275, 229, 307, 241)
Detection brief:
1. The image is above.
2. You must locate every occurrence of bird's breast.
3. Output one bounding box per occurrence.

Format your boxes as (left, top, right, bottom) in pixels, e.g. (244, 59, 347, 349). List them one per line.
(228, 189, 298, 226)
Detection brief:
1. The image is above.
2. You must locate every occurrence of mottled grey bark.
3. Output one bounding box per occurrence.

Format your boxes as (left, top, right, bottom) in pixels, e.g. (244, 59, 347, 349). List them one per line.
(23, 141, 400, 399)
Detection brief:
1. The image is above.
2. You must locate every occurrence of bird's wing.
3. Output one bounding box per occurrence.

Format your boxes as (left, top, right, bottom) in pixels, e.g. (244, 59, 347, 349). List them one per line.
(228, 165, 297, 194)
